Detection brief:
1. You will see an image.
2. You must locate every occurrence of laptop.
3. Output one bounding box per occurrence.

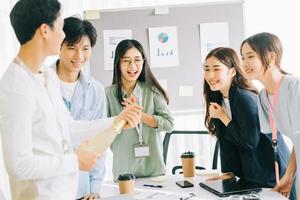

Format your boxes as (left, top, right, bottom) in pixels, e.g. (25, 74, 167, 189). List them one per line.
(199, 178, 262, 197)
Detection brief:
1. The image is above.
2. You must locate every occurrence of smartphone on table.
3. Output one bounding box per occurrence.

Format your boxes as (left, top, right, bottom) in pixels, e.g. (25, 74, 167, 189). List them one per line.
(176, 180, 194, 188)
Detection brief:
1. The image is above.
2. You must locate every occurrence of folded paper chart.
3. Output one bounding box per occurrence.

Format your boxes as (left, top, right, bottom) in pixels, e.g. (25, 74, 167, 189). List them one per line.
(84, 120, 126, 154)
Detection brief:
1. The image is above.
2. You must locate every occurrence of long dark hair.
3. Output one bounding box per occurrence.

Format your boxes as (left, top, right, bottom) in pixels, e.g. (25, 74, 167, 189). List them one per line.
(240, 32, 288, 74)
(203, 47, 258, 136)
(112, 39, 169, 105)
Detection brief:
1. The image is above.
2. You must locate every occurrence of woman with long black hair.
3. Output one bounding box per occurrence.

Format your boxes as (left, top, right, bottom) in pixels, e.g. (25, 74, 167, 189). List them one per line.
(203, 47, 291, 193)
(105, 39, 174, 181)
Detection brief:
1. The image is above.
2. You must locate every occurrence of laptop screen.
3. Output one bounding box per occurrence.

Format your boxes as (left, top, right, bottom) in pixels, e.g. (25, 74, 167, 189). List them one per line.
(199, 178, 262, 197)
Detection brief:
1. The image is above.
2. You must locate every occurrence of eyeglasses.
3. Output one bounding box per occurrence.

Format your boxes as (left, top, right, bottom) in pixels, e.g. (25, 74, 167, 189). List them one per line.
(120, 58, 144, 66)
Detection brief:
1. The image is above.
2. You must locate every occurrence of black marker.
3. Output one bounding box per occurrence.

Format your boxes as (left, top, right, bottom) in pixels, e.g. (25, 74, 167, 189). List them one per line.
(143, 184, 163, 188)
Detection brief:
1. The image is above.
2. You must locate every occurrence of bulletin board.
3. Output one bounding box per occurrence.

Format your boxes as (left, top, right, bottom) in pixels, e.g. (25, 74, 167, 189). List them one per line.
(88, 1, 245, 112)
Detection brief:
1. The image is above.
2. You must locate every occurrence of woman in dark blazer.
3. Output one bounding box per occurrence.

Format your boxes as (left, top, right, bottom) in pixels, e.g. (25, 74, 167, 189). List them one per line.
(203, 47, 292, 189)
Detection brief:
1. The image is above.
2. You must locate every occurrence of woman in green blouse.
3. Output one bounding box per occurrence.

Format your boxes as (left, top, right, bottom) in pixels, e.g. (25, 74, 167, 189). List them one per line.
(105, 39, 174, 181)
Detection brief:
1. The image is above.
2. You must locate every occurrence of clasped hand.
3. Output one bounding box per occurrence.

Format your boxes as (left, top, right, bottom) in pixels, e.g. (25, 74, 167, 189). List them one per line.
(115, 94, 142, 129)
(209, 102, 225, 119)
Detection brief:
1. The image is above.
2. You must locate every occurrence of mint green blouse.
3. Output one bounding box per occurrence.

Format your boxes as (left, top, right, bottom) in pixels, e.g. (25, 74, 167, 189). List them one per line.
(105, 81, 174, 181)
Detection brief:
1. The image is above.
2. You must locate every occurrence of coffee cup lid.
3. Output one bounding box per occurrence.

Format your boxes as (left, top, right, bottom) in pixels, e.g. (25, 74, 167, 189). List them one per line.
(118, 174, 135, 181)
(181, 151, 195, 158)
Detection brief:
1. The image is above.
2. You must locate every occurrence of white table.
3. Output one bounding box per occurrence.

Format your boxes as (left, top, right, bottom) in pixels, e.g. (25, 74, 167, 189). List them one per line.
(101, 172, 288, 200)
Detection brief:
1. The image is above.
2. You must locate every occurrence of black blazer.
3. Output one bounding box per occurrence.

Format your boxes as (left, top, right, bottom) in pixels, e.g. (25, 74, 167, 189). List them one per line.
(213, 86, 291, 187)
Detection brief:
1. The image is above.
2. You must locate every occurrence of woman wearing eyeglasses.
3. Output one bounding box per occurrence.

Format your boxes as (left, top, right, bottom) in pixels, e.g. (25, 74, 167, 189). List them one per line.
(105, 39, 174, 181)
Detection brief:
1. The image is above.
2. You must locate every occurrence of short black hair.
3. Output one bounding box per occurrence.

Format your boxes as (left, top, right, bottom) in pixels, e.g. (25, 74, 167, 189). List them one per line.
(62, 17, 97, 47)
(10, 0, 61, 45)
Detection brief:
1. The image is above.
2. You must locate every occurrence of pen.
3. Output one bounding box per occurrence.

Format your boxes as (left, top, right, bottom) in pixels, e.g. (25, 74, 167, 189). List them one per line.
(143, 184, 163, 188)
(180, 193, 196, 200)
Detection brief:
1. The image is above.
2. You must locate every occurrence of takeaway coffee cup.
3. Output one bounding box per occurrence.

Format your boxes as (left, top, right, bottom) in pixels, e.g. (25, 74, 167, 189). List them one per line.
(118, 174, 135, 195)
(181, 151, 196, 177)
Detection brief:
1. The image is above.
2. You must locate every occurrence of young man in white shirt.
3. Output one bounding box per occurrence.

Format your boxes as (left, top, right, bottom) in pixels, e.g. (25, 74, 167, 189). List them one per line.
(0, 0, 142, 199)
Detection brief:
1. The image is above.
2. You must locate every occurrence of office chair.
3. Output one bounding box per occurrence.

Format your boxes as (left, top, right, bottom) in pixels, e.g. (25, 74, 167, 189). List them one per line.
(162, 130, 219, 174)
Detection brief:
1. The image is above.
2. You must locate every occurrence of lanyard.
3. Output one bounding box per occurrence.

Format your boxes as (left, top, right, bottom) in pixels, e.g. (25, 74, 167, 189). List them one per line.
(135, 93, 143, 145)
(122, 86, 143, 145)
(265, 78, 281, 186)
(136, 122, 143, 145)
(14, 57, 70, 154)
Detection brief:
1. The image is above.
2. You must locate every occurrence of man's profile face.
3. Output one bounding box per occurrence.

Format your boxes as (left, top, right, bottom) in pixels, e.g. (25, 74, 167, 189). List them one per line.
(59, 35, 92, 74)
(45, 15, 65, 56)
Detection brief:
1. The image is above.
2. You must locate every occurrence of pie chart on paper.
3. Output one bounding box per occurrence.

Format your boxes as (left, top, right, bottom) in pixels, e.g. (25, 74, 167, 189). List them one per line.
(158, 32, 168, 43)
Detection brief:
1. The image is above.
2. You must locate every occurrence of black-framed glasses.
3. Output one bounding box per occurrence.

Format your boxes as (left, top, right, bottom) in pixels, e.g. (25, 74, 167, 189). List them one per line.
(120, 58, 144, 66)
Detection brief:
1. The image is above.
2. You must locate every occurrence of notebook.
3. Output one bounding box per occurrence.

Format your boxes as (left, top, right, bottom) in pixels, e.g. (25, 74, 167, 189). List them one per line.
(102, 195, 134, 200)
(199, 178, 262, 197)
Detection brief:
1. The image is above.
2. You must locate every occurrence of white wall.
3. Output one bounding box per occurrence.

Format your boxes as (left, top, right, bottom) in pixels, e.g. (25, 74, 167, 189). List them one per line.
(244, 0, 300, 75)
(0, 0, 18, 78)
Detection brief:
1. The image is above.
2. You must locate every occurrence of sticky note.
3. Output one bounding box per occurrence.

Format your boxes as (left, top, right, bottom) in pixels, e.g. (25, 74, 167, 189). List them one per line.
(154, 6, 169, 15)
(179, 85, 193, 97)
(84, 10, 100, 20)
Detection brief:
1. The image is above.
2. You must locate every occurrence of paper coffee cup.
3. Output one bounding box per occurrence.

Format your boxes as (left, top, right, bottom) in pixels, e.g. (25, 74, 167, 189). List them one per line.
(118, 174, 135, 195)
(181, 151, 196, 177)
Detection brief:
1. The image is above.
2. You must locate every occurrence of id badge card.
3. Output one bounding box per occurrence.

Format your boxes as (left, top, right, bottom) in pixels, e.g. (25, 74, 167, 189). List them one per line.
(134, 144, 150, 158)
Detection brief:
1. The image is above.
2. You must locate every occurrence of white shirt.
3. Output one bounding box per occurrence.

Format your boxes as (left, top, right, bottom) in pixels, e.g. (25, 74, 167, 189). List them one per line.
(60, 80, 78, 102)
(0, 61, 114, 200)
(0, 137, 9, 200)
(0, 189, 6, 200)
(222, 97, 232, 119)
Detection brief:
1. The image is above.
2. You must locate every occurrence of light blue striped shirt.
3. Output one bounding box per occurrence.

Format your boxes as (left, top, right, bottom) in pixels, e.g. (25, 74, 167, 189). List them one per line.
(52, 62, 107, 199)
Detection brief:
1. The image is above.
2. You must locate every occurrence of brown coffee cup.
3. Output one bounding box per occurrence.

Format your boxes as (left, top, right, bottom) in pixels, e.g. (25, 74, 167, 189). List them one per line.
(181, 151, 196, 177)
(118, 174, 135, 195)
